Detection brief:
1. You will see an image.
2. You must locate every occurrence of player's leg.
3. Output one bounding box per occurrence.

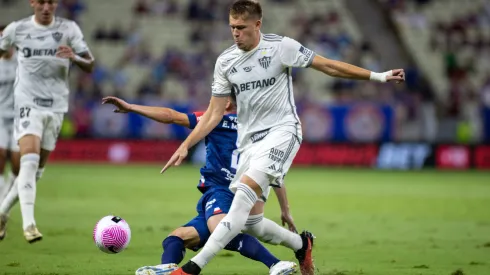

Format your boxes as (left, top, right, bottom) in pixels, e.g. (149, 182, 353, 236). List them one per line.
(176, 163, 263, 273)
(14, 108, 60, 243)
(248, 197, 315, 275)
(135, 218, 205, 275)
(207, 214, 297, 275)
(16, 134, 43, 242)
(0, 131, 20, 241)
(0, 119, 11, 201)
(0, 147, 7, 201)
(176, 133, 298, 274)
(203, 190, 295, 273)
(246, 199, 302, 249)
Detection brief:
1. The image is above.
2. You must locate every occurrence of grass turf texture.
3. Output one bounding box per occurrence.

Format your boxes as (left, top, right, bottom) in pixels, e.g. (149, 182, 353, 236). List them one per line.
(0, 164, 489, 275)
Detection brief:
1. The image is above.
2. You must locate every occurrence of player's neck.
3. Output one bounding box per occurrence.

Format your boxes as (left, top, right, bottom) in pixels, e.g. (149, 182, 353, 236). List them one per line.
(243, 32, 261, 52)
(33, 15, 54, 27)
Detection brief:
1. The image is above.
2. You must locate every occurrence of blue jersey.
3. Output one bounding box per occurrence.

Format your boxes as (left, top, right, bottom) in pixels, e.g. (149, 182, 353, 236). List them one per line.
(187, 112, 238, 193)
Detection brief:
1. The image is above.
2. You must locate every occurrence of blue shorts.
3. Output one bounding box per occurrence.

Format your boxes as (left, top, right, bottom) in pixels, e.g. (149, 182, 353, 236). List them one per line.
(183, 188, 234, 251)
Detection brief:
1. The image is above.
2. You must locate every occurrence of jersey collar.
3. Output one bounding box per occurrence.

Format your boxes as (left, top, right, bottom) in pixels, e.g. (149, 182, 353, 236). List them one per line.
(31, 15, 56, 29)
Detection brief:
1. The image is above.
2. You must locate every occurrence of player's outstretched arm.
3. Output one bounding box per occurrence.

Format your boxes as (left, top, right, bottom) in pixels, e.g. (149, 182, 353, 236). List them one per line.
(310, 55, 405, 83)
(57, 46, 95, 73)
(161, 96, 228, 173)
(273, 186, 297, 233)
(101, 96, 190, 127)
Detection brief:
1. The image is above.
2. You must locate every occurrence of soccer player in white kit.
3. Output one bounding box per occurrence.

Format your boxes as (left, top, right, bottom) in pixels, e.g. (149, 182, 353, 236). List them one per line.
(0, 0, 94, 243)
(165, 1, 405, 274)
(0, 25, 21, 227)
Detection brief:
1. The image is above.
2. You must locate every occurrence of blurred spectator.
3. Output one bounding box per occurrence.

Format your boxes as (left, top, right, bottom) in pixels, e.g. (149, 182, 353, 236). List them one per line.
(59, 0, 85, 22)
(133, 0, 150, 15)
(93, 22, 109, 41)
(152, 0, 179, 16)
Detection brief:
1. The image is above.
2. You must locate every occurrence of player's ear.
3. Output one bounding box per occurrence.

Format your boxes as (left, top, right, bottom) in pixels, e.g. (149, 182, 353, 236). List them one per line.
(255, 19, 262, 31)
(30, 0, 35, 8)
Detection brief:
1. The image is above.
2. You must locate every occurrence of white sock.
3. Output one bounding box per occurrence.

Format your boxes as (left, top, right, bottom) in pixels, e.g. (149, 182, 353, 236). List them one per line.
(191, 183, 258, 268)
(17, 154, 40, 230)
(0, 174, 5, 201)
(0, 178, 18, 214)
(245, 214, 303, 251)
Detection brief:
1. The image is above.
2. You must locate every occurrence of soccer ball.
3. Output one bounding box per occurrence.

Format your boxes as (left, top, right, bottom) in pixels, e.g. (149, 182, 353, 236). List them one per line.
(93, 215, 131, 254)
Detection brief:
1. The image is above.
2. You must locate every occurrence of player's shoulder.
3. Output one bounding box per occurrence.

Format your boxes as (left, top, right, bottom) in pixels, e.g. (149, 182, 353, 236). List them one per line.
(216, 44, 239, 64)
(54, 17, 79, 29)
(5, 16, 31, 32)
(262, 33, 284, 43)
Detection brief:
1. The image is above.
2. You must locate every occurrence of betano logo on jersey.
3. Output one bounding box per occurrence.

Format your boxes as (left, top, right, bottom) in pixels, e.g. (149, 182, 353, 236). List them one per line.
(22, 48, 57, 58)
(232, 77, 276, 95)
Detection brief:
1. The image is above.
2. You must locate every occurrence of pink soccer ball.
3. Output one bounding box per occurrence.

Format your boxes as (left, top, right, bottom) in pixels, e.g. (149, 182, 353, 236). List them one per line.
(93, 215, 131, 254)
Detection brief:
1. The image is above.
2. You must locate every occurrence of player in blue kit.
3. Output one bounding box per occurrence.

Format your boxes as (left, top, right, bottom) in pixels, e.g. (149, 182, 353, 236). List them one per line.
(102, 95, 308, 275)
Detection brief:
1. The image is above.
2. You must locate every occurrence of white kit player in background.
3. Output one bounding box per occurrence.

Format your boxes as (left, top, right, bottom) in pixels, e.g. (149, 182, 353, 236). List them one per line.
(0, 25, 21, 231)
(164, 1, 405, 275)
(0, 0, 94, 243)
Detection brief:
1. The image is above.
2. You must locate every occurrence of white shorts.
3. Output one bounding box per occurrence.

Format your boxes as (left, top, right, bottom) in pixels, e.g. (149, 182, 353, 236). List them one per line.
(230, 129, 300, 202)
(0, 117, 19, 152)
(14, 107, 64, 151)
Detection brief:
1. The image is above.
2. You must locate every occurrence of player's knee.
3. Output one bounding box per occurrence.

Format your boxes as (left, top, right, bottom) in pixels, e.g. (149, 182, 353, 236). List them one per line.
(168, 227, 200, 249)
(250, 201, 265, 215)
(20, 153, 40, 170)
(18, 135, 41, 155)
(243, 168, 271, 196)
(244, 214, 265, 236)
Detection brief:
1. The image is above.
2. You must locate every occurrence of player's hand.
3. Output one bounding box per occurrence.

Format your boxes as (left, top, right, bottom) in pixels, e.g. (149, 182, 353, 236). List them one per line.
(386, 69, 405, 84)
(281, 211, 297, 233)
(56, 45, 75, 60)
(161, 145, 188, 173)
(101, 96, 132, 113)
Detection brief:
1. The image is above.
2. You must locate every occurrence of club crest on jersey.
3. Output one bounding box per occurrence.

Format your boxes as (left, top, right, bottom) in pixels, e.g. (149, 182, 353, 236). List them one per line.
(52, 32, 63, 42)
(258, 56, 271, 69)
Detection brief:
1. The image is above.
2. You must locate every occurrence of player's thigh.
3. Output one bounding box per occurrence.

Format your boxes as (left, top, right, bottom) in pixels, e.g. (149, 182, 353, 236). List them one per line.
(206, 213, 227, 232)
(14, 107, 44, 156)
(203, 189, 234, 223)
(229, 148, 255, 193)
(40, 112, 63, 154)
(248, 130, 300, 189)
(0, 117, 13, 168)
(169, 226, 201, 249)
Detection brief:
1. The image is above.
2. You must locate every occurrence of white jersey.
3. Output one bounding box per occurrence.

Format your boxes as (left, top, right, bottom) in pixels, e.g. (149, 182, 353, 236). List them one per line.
(0, 52, 16, 118)
(212, 33, 316, 150)
(0, 16, 91, 113)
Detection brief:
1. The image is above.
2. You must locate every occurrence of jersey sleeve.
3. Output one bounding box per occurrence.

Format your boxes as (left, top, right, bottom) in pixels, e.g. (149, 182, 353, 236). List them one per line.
(279, 37, 316, 68)
(187, 112, 205, 129)
(0, 22, 16, 51)
(211, 58, 231, 97)
(69, 21, 90, 55)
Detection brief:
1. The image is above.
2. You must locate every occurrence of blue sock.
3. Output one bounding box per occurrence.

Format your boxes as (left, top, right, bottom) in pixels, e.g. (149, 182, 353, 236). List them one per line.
(224, 233, 280, 268)
(161, 236, 186, 264)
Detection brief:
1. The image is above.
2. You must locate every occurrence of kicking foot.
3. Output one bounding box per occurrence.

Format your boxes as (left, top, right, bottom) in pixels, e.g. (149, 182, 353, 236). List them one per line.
(135, 263, 179, 275)
(270, 260, 298, 275)
(295, 230, 315, 275)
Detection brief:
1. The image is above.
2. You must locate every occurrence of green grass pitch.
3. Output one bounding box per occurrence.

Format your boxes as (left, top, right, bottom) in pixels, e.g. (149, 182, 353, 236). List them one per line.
(0, 164, 489, 275)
